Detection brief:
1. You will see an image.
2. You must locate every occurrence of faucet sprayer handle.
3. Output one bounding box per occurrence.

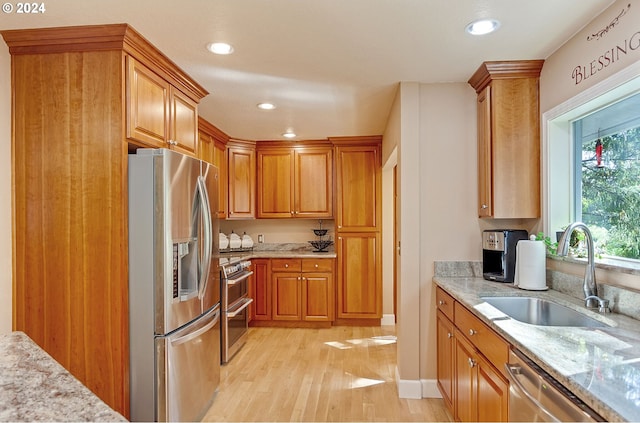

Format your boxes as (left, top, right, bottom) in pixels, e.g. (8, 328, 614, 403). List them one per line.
(585, 295, 611, 313)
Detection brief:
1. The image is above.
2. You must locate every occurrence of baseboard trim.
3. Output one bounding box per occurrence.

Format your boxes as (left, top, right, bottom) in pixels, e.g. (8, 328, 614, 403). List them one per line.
(421, 378, 442, 398)
(395, 368, 443, 399)
(381, 314, 396, 326)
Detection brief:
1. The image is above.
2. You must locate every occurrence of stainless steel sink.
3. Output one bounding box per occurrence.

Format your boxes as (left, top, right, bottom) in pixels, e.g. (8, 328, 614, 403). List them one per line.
(480, 296, 608, 327)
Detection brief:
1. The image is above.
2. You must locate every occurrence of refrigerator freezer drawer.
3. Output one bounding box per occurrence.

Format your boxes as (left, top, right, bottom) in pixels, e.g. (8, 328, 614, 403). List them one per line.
(156, 306, 221, 422)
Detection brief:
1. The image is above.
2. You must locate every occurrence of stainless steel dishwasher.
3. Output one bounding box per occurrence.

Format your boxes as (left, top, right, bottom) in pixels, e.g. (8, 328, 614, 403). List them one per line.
(505, 349, 605, 422)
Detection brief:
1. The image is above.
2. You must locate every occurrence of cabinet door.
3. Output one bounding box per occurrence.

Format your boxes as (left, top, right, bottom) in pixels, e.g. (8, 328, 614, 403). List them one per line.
(272, 273, 301, 321)
(436, 311, 455, 414)
(126, 56, 169, 148)
(228, 146, 256, 219)
(476, 355, 509, 422)
(295, 148, 333, 218)
(335, 145, 381, 231)
(257, 149, 294, 218)
(213, 141, 228, 218)
(454, 332, 477, 422)
(336, 233, 381, 319)
(250, 259, 271, 321)
(302, 272, 333, 322)
(170, 86, 198, 157)
(477, 86, 492, 217)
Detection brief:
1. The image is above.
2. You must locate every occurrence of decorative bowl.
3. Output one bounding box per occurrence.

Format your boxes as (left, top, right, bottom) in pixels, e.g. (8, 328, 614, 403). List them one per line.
(313, 229, 328, 237)
(309, 240, 333, 252)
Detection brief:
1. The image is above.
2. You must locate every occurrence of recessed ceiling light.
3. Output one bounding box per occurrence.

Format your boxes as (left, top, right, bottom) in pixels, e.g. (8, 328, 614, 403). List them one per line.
(465, 19, 501, 36)
(206, 42, 234, 55)
(282, 131, 296, 139)
(257, 102, 276, 110)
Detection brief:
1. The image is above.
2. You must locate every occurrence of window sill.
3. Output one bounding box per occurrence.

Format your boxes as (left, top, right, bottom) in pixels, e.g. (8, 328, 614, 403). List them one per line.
(547, 254, 640, 277)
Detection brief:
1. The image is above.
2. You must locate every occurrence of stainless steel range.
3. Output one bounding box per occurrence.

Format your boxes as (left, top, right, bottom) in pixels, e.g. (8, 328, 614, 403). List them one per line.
(220, 257, 253, 363)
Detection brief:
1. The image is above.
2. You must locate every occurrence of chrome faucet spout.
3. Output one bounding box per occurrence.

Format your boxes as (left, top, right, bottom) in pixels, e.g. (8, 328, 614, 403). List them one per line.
(556, 222, 599, 309)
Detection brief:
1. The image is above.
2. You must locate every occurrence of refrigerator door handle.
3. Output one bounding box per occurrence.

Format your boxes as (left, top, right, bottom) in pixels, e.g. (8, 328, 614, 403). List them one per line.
(170, 308, 220, 347)
(196, 175, 213, 300)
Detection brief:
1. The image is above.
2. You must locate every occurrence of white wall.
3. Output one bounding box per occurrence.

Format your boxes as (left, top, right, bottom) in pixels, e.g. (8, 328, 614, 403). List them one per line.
(0, 42, 12, 334)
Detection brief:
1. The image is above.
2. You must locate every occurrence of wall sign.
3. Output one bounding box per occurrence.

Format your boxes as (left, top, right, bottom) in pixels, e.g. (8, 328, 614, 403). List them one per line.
(572, 3, 639, 85)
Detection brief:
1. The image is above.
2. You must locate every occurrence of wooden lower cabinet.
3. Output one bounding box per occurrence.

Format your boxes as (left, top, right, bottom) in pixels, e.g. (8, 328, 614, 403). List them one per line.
(335, 233, 381, 320)
(436, 286, 509, 422)
(250, 257, 334, 325)
(249, 259, 271, 321)
(436, 311, 455, 412)
(272, 271, 302, 321)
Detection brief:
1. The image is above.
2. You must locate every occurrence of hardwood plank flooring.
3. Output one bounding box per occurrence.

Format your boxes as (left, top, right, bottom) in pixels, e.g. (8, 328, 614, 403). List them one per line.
(203, 325, 453, 422)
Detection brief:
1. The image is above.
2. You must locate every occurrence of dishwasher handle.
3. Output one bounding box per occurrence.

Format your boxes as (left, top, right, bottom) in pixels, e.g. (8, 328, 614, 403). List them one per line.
(505, 362, 560, 422)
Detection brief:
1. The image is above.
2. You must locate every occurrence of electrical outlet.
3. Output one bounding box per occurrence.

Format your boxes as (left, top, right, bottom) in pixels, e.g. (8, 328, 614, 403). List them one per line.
(258, 234, 264, 243)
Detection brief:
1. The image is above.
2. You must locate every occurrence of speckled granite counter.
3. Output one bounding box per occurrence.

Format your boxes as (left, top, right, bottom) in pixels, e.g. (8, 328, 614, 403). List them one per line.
(0, 332, 127, 422)
(433, 272, 640, 422)
(220, 243, 337, 260)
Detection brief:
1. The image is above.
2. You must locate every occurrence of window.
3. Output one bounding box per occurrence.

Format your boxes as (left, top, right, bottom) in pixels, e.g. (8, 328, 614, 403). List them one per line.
(573, 92, 640, 260)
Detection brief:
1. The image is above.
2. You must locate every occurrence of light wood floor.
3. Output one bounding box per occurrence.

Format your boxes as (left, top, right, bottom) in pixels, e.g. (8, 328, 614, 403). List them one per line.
(202, 325, 453, 422)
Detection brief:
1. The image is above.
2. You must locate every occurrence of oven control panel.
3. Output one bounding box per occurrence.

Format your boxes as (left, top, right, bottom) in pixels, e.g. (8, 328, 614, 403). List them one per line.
(222, 260, 251, 278)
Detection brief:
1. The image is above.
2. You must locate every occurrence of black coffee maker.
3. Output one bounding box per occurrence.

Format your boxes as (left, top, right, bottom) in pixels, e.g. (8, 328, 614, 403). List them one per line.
(482, 229, 528, 283)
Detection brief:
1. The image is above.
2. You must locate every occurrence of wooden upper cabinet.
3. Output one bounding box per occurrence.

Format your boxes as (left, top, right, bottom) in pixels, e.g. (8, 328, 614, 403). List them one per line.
(257, 149, 295, 218)
(228, 141, 256, 219)
(468, 60, 544, 218)
(198, 117, 228, 218)
(333, 140, 381, 231)
(257, 144, 333, 219)
(169, 86, 198, 156)
(126, 55, 200, 157)
(126, 56, 169, 148)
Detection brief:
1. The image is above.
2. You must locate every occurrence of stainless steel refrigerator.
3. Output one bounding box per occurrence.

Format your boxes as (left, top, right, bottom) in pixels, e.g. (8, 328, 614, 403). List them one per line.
(128, 148, 220, 422)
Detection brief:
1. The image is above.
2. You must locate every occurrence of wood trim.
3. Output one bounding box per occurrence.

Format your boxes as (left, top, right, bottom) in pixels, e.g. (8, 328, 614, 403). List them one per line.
(198, 116, 229, 146)
(329, 135, 382, 149)
(256, 139, 332, 148)
(467, 60, 544, 93)
(1, 24, 208, 101)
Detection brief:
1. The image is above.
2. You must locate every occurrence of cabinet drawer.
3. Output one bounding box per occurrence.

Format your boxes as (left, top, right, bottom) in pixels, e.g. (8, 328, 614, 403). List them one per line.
(271, 258, 302, 272)
(436, 287, 455, 321)
(302, 258, 334, 273)
(454, 302, 509, 368)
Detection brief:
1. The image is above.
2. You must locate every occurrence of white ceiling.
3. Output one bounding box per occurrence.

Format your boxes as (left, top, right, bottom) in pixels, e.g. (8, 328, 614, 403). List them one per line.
(0, 0, 615, 141)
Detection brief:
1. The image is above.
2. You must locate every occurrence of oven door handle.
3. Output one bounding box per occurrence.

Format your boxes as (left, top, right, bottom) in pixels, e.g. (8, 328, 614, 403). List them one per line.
(505, 363, 560, 422)
(226, 270, 254, 285)
(227, 297, 254, 318)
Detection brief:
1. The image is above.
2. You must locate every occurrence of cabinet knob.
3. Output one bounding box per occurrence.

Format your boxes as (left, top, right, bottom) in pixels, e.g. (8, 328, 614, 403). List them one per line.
(481, 204, 488, 209)
(285, 264, 289, 268)
(290, 211, 294, 215)
(438, 300, 446, 306)
(338, 225, 342, 229)
(315, 264, 319, 268)
(447, 332, 453, 339)
(468, 358, 476, 368)
(468, 329, 477, 336)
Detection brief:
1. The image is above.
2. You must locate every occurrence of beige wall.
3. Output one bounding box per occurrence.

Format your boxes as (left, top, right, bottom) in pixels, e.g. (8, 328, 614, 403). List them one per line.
(0, 42, 11, 334)
(541, 0, 640, 112)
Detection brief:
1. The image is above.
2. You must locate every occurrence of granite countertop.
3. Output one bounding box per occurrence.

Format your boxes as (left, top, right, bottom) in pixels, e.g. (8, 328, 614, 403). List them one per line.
(220, 243, 337, 260)
(433, 275, 640, 422)
(0, 332, 127, 422)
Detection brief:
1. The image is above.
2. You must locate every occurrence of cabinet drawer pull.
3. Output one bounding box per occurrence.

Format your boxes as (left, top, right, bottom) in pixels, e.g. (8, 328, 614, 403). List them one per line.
(468, 358, 476, 368)
(468, 329, 477, 336)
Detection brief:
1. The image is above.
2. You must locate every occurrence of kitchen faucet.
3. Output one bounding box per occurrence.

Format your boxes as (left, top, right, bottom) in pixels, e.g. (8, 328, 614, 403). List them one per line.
(556, 222, 609, 312)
